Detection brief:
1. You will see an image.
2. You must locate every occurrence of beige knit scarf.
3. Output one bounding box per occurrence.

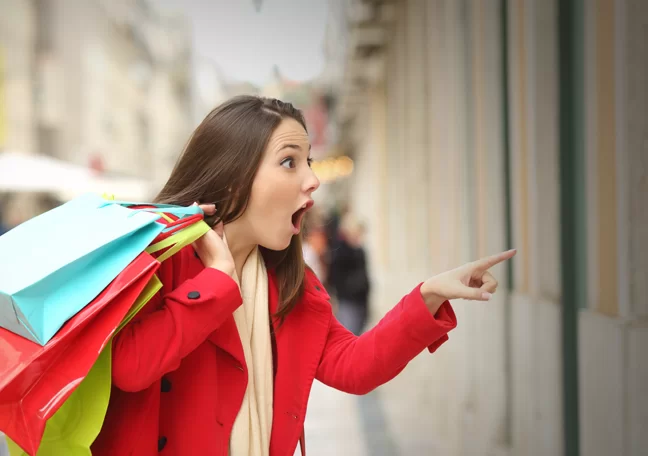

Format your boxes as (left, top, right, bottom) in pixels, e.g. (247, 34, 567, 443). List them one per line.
(229, 247, 273, 456)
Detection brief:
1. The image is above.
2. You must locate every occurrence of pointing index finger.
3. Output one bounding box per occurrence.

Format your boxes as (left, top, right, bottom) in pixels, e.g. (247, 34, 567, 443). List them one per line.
(473, 249, 517, 270)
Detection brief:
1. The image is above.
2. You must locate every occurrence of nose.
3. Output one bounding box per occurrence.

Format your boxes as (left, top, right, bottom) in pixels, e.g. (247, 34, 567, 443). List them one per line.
(303, 167, 320, 195)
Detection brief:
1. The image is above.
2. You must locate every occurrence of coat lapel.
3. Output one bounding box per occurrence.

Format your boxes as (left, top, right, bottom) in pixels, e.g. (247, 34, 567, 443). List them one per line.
(207, 315, 245, 367)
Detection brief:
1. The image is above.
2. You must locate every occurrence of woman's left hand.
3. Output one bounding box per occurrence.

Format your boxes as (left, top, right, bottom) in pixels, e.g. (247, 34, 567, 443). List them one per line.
(420, 249, 517, 314)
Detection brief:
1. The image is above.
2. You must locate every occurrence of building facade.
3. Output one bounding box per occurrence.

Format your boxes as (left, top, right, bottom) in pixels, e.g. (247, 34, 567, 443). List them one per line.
(0, 0, 193, 196)
(0, 0, 37, 154)
(326, 1, 647, 455)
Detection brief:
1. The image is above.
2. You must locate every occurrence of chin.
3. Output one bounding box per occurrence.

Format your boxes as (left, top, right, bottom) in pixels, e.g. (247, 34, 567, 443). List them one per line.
(259, 235, 293, 252)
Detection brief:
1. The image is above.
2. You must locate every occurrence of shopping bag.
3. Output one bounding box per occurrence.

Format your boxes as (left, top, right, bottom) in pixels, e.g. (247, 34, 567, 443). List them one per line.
(0, 253, 159, 455)
(7, 202, 208, 455)
(0, 193, 165, 345)
(6, 274, 163, 456)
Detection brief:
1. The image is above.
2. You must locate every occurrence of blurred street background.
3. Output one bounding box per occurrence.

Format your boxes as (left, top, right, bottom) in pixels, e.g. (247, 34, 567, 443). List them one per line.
(0, 0, 647, 455)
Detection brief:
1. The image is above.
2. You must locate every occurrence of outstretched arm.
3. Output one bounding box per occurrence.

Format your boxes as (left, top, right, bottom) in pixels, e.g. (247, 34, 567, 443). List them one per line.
(316, 249, 516, 394)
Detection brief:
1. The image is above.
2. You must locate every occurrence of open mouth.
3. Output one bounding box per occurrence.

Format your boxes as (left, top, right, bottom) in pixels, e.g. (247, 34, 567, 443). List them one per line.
(291, 201, 314, 233)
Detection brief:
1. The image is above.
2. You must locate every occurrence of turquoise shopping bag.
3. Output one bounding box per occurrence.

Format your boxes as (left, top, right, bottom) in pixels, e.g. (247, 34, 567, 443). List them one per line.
(0, 193, 170, 345)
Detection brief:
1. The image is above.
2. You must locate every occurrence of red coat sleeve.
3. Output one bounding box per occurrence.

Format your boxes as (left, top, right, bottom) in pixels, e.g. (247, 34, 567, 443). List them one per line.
(315, 283, 457, 395)
(111, 260, 242, 392)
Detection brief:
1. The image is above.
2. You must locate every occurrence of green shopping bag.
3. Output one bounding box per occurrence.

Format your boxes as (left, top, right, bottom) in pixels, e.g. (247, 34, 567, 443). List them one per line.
(7, 275, 162, 456)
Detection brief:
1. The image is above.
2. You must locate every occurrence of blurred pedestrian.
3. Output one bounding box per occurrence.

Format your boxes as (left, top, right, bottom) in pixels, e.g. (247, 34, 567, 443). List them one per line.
(328, 214, 370, 335)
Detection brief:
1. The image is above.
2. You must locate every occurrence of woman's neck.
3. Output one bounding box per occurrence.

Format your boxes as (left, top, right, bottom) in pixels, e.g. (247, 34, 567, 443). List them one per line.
(223, 223, 256, 280)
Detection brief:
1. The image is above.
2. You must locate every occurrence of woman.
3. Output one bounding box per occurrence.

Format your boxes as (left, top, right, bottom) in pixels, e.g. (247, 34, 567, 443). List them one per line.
(93, 96, 515, 456)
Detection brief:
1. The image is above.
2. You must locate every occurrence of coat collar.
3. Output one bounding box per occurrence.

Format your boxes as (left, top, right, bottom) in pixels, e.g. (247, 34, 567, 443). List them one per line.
(206, 268, 332, 377)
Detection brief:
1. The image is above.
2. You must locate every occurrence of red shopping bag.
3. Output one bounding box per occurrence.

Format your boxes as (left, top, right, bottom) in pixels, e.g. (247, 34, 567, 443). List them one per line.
(0, 252, 159, 455)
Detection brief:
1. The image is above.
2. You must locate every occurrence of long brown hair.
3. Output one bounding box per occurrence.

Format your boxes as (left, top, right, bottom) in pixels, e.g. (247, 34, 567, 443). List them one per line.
(155, 95, 308, 319)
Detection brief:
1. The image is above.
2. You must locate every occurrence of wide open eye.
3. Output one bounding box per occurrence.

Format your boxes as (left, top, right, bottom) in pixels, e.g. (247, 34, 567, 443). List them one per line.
(280, 157, 296, 169)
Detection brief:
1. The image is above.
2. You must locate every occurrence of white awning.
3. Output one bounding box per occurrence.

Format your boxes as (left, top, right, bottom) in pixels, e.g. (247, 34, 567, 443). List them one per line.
(0, 151, 154, 201)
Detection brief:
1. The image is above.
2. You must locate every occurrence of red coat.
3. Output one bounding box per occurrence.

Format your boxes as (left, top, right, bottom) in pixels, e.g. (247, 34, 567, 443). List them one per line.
(93, 247, 457, 456)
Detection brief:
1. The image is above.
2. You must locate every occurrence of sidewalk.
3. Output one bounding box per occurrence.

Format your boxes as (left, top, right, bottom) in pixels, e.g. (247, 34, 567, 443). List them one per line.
(297, 380, 368, 456)
(0, 432, 7, 456)
(298, 380, 401, 456)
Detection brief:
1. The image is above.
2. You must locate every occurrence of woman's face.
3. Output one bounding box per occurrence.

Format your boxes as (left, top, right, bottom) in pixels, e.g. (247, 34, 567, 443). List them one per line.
(236, 118, 320, 251)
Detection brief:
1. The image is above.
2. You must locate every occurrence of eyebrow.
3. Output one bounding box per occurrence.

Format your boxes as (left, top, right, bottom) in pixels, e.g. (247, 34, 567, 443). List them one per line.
(277, 143, 312, 153)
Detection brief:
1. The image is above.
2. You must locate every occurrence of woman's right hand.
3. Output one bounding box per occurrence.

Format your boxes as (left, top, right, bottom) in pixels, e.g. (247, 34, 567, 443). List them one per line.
(192, 203, 235, 278)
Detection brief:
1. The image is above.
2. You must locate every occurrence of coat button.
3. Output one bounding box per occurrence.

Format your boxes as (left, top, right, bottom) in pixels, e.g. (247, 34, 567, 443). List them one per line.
(187, 291, 200, 300)
(161, 377, 172, 393)
(158, 436, 167, 451)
